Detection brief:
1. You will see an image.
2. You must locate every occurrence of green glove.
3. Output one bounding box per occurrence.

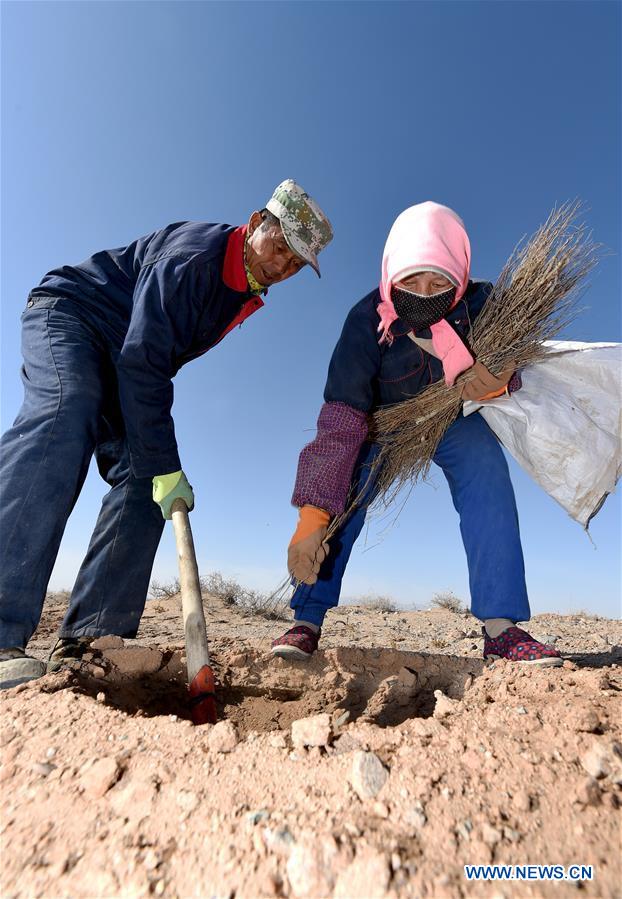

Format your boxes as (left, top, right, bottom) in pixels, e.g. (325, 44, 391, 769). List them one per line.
(152, 470, 195, 520)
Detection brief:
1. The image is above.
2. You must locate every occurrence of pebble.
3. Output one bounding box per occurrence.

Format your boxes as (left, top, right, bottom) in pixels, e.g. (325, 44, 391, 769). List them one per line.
(575, 777, 601, 807)
(334, 849, 390, 899)
(247, 809, 270, 825)
(571, 705, 601, 733)
(581, 743, 611, 779)
(96, 692, 106, 703)
(286, 837, 338, 898)
(481, 824, 502, 846)
(79, 757, 120, 799)
(513, 790, 531, 812)
(263, 825, 295, 855)
(291, 713, 332, 749)
(456, 821, 472, 841)
(333, 710, 350, 729)
(208, 720, 239, 753)
(143, 849, 160, 871)
(349, 751, 388, 801)
(503, 827, 521, 843)
(108, 774, 157, 823)
(32, 762, 56, 777)
(433, 690, 457, 719)
(405, 803, 427, 830)
(176, 790, 199, 812)
(331, 733, 362, 755)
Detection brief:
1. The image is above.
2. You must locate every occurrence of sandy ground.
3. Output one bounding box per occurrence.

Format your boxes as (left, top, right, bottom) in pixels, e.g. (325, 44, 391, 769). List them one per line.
(1, 593, 621, 899)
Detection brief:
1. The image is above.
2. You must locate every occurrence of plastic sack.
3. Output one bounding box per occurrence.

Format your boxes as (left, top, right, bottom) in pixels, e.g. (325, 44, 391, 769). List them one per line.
(463, 341, 622, 528)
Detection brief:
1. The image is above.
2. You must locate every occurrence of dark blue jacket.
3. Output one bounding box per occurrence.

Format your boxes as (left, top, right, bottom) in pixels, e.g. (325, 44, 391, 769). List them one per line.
(324, 280, 492, 412)
(29, 223, 262, 478)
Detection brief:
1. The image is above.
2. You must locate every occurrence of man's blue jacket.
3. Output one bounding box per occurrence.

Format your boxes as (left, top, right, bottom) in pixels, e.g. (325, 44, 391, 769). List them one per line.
(29, 223, 263, 478)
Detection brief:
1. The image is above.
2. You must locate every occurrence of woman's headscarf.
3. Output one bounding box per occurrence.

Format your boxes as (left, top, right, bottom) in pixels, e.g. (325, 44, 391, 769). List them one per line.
(377, 201, 475, 385)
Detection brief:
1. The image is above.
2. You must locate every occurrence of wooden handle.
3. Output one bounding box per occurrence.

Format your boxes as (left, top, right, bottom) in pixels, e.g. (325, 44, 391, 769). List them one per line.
(171, 498, 210, 681)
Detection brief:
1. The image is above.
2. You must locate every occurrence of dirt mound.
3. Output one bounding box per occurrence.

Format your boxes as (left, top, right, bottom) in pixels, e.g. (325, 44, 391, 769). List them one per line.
(1, 597, 621, 898)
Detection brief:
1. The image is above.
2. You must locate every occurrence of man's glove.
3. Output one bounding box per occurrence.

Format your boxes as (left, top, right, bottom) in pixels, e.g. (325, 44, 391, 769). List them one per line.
(152, 470, 195, 520)
(459, 361, 516, 402)
(288, 505, 331, 585)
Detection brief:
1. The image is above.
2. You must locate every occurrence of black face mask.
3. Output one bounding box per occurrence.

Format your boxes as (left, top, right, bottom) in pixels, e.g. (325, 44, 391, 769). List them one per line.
(391, 285, 457, 331)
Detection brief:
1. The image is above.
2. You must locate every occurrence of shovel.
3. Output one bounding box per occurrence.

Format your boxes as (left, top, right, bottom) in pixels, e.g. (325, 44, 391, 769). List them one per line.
(171, 498, 217, 725)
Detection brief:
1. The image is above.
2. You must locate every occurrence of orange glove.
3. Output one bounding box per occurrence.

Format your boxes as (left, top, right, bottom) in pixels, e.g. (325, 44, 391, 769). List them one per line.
(459, 361, 516, 402)
(287, 505, 331, 585)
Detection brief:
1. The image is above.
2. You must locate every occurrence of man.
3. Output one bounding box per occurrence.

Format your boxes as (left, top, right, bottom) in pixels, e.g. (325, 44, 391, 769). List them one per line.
(0, 180, 333, 688)
(271, 201, 561, 667)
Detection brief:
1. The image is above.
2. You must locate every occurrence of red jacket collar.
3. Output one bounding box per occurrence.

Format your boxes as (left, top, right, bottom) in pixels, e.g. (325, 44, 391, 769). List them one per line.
(223, 225, 252, 293)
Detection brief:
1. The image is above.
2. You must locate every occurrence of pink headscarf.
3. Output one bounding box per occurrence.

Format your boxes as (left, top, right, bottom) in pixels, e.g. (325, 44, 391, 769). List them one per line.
(377, 201, 475, 386)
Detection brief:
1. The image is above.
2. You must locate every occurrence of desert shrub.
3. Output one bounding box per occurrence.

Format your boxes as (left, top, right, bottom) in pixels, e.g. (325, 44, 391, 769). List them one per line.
(149, 578, 181, 599)
(46, 589, 71, 604)
(431, 591, 465, 614)
(358, 593, 398, 612)
(234, 587, 290, 621)
(150, 570, 290, 620)
(200, 572, 239, 606)
(570, 608, 601, 620)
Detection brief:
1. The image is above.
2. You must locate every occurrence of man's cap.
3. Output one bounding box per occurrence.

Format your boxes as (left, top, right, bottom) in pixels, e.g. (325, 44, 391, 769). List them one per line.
(266, 179, 333, 277)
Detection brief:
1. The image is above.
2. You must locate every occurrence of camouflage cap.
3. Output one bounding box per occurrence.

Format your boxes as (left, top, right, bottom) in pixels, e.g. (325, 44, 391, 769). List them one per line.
(266, 179, 333, 277)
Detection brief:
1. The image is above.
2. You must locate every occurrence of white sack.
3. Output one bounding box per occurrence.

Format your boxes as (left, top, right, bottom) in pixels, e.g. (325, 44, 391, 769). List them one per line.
(463, 341, 622, 528)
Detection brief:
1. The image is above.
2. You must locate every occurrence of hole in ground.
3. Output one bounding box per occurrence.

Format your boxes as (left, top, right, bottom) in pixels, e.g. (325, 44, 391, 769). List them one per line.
(58, 647, 485, 736)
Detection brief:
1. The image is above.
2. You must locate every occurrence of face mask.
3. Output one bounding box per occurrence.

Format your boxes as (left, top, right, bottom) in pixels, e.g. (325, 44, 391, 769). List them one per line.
(391, 284, 457, 331)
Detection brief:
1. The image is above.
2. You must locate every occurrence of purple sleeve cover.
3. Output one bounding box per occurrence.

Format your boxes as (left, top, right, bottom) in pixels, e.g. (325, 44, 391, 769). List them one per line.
(291, 402, 369, 516)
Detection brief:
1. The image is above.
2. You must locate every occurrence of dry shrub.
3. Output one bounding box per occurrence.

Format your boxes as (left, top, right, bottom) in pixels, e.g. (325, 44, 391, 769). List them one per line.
(202, 570, 291, 621)
(431, 591, 465, 614)
(358, 593, 398, 612)
(45, 589, 71, 605)
(570, 608, 602, 621)
(149, 578, 181, 599)
(151, 571, 289, 620)
(200, 572, 239, 606)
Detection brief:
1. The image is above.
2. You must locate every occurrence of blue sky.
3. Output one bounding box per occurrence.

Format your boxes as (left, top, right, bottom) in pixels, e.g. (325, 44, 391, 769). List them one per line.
(1, 1, 620, 619)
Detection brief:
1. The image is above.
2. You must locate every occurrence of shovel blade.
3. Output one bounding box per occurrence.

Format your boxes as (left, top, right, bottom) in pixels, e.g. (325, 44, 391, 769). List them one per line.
(188, 663, 217, 725)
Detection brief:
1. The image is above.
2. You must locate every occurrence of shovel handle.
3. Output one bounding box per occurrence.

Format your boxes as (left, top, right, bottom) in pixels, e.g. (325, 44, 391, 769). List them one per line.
(171, 498, 210, 682)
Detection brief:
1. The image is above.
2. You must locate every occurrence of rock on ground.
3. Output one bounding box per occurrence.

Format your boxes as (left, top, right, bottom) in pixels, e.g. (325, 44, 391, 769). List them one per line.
(291, 713, 332, 749)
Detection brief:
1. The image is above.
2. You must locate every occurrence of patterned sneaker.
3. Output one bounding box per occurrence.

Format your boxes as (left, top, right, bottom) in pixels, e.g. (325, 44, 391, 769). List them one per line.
(0, 648, 46, 690)
(271, 625, 320, 661)
(47, 637, 94, 673)
(483, 626, 562, 666)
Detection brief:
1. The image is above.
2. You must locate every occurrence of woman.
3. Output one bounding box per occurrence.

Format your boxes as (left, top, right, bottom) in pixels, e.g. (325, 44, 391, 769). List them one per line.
(271, 201, 561, 666)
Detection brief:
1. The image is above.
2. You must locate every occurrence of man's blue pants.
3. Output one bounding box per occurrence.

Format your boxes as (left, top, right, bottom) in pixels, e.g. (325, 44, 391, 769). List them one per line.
(0, 304, 165, 648)
(291, 413, 531, 627)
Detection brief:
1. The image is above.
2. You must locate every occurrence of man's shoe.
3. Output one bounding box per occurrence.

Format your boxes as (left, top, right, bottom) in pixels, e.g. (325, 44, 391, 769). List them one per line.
(47, 637, 94, 673)
(0, 648, 46, 689)
(271, 625, 320, 661)
(483, 626, 563, 666)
